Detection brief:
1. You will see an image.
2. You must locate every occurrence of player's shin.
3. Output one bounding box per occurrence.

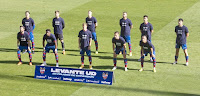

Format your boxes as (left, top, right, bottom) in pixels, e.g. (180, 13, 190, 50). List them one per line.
(17, 50, 22, 62)
(94, 40, 98, 51)
(113, 58, 117, 66)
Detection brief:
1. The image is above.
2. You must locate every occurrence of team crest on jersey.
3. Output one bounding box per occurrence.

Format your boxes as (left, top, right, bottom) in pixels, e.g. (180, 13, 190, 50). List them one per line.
(40, 67, 45, 74)
(102, 72, 108, 80)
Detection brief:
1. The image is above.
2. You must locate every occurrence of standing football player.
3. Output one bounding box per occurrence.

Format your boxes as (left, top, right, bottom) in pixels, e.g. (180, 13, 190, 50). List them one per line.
(112, 31, 128, 71)
(138, 15, 154, 62)
(41, 29, 59, 67)
(119, 12, 133, 56)
(52, 10, 66, 55)
(86, 10, 99, 54)
(17, 26, 32, 66)
(22, 11, 35, 53)
(139, 35, 156, 72)
(78, 23, 93, 69)
(173, 18, 189, 66)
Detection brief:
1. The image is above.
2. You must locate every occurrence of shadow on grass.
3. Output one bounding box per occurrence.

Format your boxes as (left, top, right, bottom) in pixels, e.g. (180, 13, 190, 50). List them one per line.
(0, 74, 198, 96)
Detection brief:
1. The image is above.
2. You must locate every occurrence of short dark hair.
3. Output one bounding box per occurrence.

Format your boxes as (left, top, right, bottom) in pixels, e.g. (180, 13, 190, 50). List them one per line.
(82, 23, 87, 26)
(25, 11, 30, 14)
(88, 10, 92, 12)
(20, 26, 25, 29)
(55, 10, 60, 13)
(178, 18, 183, 22)
(46, 29, 51, 32)
(114, 31, 119, 34)
(123, 12, 127, 14)
(143, 15, 148, 18)
(142, 35, 147, 38)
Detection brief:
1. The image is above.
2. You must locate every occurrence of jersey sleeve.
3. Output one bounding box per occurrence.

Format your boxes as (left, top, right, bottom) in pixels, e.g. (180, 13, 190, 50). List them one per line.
(112, 38, 115, 43)
(52, 34, 56, 42)
(17, 33, 20, 40)
(139, 41, 142, 46)
(175, 26, 177, 33)
(26, 33, 30, 40)
(78, 31, 81, 38)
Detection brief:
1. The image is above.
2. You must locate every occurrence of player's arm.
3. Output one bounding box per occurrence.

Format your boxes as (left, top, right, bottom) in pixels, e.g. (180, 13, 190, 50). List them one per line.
(150, 48, 155, 57)
(78, 38, 81, 49)
(123, 43, 126, 53)
(27, 39, 31, 52)
(141, 46, 144, 56)
(52, 19, 55, 27)
(62, 19, 65, 29)
(88, 38, 92, 50)
(32, 19, 35, 30)
(43, 39, 45, 51)
(95, 22, 98, 28)
(186, 33, 189, 37)
(150, 24, 154, 34)
(130, 25, 133, 29)
(151, 30, 154, 34)
(17, 39, 20, 49)
(112, 43, 115, 52)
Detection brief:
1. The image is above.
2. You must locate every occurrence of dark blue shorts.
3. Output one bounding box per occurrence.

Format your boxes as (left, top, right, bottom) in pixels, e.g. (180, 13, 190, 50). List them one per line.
(80, 47, 91, 56)
(115, 48, 126, 55)
(45, 45, 55, 53)
(175, 43, 187, 50)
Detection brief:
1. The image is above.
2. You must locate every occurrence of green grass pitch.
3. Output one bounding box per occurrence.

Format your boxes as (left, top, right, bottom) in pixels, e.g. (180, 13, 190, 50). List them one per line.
(0, 0, 200, 96)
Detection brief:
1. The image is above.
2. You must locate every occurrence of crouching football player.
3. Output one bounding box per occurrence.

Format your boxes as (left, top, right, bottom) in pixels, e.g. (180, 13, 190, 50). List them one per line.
(17, 26, 32, 65)
(41, 29, 59, 67)
(112, 31, 128, 71)
(139, 35, 156, 72)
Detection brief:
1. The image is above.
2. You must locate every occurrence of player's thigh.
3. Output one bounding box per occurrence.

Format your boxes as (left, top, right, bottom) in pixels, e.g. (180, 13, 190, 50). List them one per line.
(86, 48, 91, 56)
(115, 49, 121, 55)
(92, 32, 97, 41)
(121, 48, 126, 54)
(58, 34, 64, 40)
(125, 35, 131, 43)
(45, 46, 51, 53)
(29, 32, 34, 41)
(80, 48, 86, 55)
(175, 43, 181, 49)
(181, 44, 187, 50)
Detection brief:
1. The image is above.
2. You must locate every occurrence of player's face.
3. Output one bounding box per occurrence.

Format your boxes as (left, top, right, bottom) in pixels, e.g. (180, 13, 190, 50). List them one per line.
(55, 12, 59, 17)
(143, 17, 148, 22)
(25, 12, 30, 18)
(142, 36, 147, 43)
(46, 31, 51, 36)
(114, 33, 119, 39)
(123, 13, 127, 18)
(178, 20, 183, 26)
(20, 27, 24, 32)
(88, 11, 92, 17)
(83, 24, 87, 30)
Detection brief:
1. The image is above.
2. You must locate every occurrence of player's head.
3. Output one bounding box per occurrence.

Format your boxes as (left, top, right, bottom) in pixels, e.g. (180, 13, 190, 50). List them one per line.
(143, 15, 148, 23)
(55, 10, 60, 18)
(123, 12, 127, 18)
(82, 23, 88, 30)
(178, 18, 183, 26)
(46, 29, 51, 36)
(20, 26, 25, 32)
(114, 31, 120, 39)
(141, 35, 147, 43)
(25, 11, 30, 18)
(88, 10, 92, 18)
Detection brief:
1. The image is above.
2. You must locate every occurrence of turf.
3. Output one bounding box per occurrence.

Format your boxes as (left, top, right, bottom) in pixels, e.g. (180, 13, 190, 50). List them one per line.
(0, 0, 200, 96)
